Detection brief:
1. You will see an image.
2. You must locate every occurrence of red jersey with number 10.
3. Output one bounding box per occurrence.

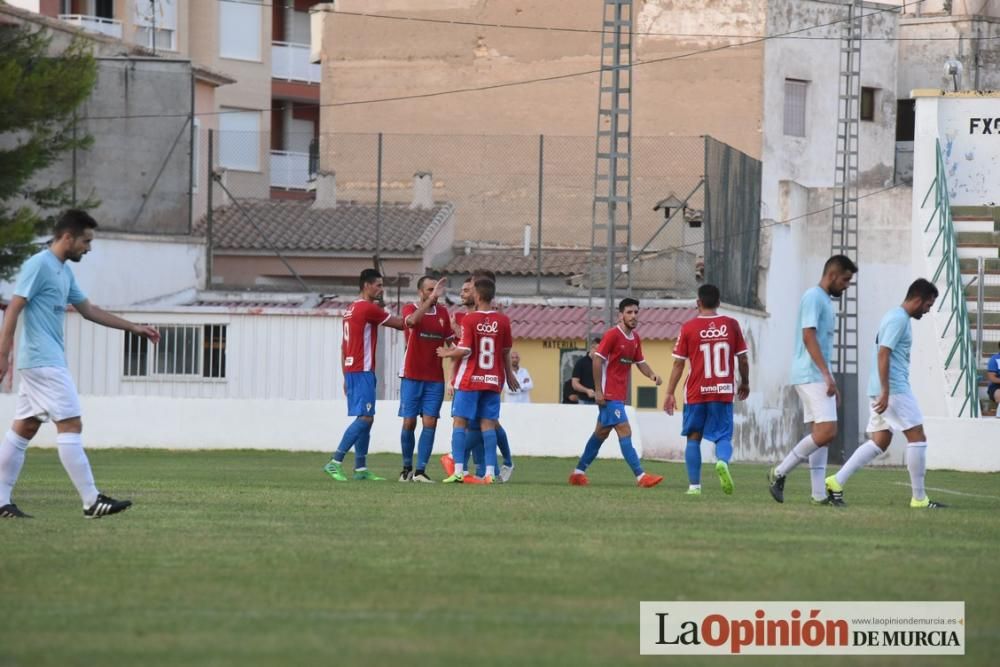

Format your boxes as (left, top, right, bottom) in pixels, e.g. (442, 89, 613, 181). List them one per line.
(455, 310, 513, 393)
(672, 314, 748, 404)
(595, 325, 645, 402)
(342, 299, 391, 372)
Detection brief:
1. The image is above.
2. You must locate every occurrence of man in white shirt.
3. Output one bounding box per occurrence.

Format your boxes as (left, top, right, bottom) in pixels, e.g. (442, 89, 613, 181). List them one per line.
(504, 350, 533, 403)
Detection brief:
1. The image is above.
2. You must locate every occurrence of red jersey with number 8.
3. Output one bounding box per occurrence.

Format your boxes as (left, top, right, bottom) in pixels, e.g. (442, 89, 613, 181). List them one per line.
(672, 315, 748, 404)
(454, 311, 513, 393)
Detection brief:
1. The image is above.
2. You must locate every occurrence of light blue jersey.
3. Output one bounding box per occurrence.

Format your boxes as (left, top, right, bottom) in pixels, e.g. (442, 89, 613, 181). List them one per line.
(789, 286, 836, 385)
(13, 249, 87, 370)
(867, 306, 913, 397)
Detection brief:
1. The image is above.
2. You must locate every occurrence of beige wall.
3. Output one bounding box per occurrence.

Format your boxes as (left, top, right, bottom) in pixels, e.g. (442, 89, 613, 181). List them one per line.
(318, 0, 764, 149)
(212, 254, 425, 289)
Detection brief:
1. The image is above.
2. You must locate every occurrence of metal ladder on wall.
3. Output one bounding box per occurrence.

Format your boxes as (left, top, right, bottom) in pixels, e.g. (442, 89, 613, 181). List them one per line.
(830, 0, 863, 457)
(587, 0, 633, 337)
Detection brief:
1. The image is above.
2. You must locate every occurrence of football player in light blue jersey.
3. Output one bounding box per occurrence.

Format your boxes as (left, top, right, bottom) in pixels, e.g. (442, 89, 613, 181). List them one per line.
(825, 279, 947, 508)
(0, 210, 160, 519)
(768, 255, 856, 506)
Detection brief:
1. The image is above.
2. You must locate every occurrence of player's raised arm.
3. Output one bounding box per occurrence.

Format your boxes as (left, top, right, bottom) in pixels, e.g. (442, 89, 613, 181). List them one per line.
(636, 361, 662, 386)
(404, 277, 447, 328)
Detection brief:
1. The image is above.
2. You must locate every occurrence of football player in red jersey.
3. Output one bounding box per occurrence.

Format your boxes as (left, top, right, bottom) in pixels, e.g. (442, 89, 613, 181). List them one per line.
(437, 279, 518, 484)
(664, 284, 749, 495)
(568, 298, 665, 488)
(323, 269, 404, 482)
(398, 276, 450, 482)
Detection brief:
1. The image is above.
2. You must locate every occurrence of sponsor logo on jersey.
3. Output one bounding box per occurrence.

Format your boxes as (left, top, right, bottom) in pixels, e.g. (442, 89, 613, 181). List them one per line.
(700, 322, 729, 339)
(618, 357, 635, 364)
(471, 374, 500, 385)
(418, 331, 446, 340)
(476, 320, 500, 334)
(700, 383, 734, 394)
(345, 356, 354, 366)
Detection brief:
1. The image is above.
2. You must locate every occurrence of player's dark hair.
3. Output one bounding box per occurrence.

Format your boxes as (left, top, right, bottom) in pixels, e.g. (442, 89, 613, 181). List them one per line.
(591, 336, 602, 346)
(416, 275, 436, 290)
(359, 268, 382, 290)
(906, 278, 939, 301)
(618, 297, 640, 312)
(53, 209, 98, 239)
(698, 283, 721, 309)
(474, 278, 495, 303)
(823, 254, 858, 275)
(470, 268, 496, 282)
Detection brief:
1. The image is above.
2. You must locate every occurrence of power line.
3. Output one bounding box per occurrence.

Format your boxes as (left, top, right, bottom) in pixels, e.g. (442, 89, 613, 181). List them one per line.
(219, 0, 979, 42)
(79, 1, 923, 121)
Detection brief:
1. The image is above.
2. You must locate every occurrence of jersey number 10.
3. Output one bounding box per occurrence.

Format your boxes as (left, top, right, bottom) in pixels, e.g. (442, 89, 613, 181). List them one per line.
(699, 341, 731, 379)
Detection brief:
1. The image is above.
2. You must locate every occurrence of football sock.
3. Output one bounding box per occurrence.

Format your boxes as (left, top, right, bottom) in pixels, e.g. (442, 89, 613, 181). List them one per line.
(809, 445, 829, 501)
(353, 421, 373, 470)
(573, 468, 585, 476)
(416, 427, 436, 471)
(483, 429, 499, 472)
(486, 465, 496, 478)
(907, 441, 928, 501)
(835, 440, 882, 487)
(333, 418, 368, 462)
(775, 434, 819, 477)
(619, 435, 643, 477)
(454, 462, 465, 476)
(56, 433, 99, 508)
(400, 429, 416, 468)
(685, 439, 702, 485)
(576, 434, 604, 472)
(715, 438, 733, 464)
(0, 430, 29, 506)
(451, 427, 467, 466)
(496, 425, 513, 467)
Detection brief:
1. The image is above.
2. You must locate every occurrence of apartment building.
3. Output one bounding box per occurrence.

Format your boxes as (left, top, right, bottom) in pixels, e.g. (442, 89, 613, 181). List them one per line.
(9, 0, 325, 199)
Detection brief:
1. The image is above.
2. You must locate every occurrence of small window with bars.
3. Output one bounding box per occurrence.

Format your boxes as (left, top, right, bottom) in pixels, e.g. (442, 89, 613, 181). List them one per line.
(124, 325, 227, 379)
(784, 79, 808, 138)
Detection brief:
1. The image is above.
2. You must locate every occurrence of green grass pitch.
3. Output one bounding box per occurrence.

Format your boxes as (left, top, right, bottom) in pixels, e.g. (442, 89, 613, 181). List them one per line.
(2, 449, 997, 666)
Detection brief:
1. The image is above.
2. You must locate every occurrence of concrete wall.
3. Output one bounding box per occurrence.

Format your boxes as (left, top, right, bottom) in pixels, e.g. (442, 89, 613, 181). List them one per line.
(210, 254, 427, 290)
(0, 233, 205, 307)
(933, 93, 1000, 206)
(899, 16, 1000, 95)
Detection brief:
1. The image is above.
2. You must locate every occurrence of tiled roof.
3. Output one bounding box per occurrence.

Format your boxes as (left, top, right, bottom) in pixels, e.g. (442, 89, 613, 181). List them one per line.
(502, 304, 696, 341)
(194, 200, 453, 253)
(440, 249, 591, 277)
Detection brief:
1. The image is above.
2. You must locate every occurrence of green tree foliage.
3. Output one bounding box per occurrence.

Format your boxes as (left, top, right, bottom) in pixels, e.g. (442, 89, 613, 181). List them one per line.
(0, 24, 96, 280)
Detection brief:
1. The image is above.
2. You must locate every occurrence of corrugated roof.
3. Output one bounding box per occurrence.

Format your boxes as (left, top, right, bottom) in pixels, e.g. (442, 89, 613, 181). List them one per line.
(501, 304, 696, 341)
(194, 200, 453, 253)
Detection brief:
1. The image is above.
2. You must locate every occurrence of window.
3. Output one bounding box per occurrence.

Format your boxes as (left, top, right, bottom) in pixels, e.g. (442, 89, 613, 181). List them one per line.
(220, 0, 262, 61)
(861, 87, 877, 122)
(784, 79, 808, 137)
(132, 0, 176, 51)
(219, 109, 260, 171)
(636, 386, 658, 409)
(124, 325, 227, 379)
(95, 0, 113, 19)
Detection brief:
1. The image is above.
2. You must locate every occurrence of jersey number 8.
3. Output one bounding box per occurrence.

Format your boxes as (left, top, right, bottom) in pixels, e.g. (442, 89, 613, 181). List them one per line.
(478, 337, 495, 369)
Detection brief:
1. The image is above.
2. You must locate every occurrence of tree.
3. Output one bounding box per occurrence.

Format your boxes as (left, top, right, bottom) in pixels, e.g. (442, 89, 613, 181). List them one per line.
(0, 24, 96, 280)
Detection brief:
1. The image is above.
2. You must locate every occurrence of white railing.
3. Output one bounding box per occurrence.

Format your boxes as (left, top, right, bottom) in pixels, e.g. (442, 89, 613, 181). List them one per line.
(270, 150, 311, 189)
(58, 14, 123, 39)
(271, 41, 321, 84)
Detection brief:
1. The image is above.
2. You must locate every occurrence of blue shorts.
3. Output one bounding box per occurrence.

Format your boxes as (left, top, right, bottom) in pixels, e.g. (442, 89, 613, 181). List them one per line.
(989, 383, 999, 400)
(598, 400, 628, 427)
(345, 371, 377, 417)
(398, 378, 445, 419)
(452, 390, 501, 422)
(681, 402, 734, 443)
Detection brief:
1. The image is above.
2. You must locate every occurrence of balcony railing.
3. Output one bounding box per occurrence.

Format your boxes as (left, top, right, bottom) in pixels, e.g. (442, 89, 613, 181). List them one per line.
(272, 42, 321, 84)
(59, 14, 123, 39)
(270, 150, 312, 190)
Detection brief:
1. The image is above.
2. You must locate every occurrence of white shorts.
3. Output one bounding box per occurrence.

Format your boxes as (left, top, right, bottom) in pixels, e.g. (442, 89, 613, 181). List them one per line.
(15, 367, 82, 423)
(794, 383, 838, 424)
(866, 392, 923, 433)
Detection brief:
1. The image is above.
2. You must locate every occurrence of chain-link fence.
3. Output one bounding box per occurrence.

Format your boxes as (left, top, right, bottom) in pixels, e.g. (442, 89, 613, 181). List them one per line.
(198, 129, 761, 301)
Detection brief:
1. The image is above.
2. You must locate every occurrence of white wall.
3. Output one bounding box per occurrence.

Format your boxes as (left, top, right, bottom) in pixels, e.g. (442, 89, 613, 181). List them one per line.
(0, 234, 206, 308)
(936, 96, 1000, 206)
(0, 396, 643, 461)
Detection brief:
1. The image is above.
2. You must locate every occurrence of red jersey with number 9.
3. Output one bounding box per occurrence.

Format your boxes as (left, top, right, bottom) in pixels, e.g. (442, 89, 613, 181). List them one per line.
(455, 310, 513, 393)
(342, 299, 391, 372)
(672, 315, 748, 404)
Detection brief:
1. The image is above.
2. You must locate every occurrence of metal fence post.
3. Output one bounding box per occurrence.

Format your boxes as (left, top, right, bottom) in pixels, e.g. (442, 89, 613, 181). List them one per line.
(375, 132, 383, 271)
(977, 254, 985, 371)
(206, 128, 214, 288)
(537, 134, 544, 295)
